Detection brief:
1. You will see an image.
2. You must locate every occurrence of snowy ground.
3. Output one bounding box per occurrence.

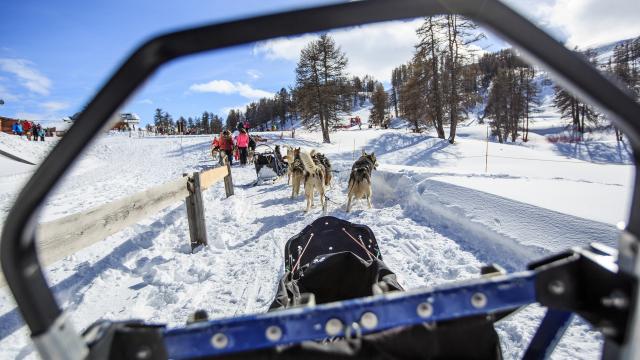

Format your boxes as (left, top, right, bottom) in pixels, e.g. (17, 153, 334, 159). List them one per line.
(0, 105, 634, 358)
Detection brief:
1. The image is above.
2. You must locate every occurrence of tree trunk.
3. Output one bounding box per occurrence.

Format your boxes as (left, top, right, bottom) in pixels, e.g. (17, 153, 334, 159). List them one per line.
(447, 15, 458, 144)
(429, 19, 445, 139)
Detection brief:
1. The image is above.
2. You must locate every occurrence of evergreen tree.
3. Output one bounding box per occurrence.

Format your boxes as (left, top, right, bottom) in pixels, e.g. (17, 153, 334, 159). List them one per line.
(294, 34, 350, 143)
(415, 16, 446, 138)
(443, 15, 485, 143)
(226, 109, 241, 131)
(153, 108, 163, 128)
(211, 115, 223, 134)
(187, 117, 194, 132)
(369, 82, 389, 127)
(201, 111, 210, 134)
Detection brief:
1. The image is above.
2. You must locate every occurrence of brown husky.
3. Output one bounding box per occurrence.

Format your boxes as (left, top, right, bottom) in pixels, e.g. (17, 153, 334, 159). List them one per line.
(290, 148, 305, 199)
(299, 149, 327, 213)
(346, 151, 378, 212)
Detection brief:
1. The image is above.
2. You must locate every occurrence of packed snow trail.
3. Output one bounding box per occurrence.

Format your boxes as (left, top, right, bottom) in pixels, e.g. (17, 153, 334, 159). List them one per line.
(0, 125, 625, 359)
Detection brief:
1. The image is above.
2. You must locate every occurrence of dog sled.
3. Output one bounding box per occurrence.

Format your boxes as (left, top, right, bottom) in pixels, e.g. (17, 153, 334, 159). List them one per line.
(252, 143, 287, 185)
(2, 1, 640, 359)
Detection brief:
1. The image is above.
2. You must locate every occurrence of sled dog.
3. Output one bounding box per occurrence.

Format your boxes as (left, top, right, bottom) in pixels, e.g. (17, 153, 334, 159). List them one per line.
(299, 149, 327, 213)
(212, 149, 227, 167)
(290, 148, 305, 199)
(310, 150, 332, 187)
(248, 148, 255, 165)
(285, 146, 295, 185)
(346, 151, 378, 212)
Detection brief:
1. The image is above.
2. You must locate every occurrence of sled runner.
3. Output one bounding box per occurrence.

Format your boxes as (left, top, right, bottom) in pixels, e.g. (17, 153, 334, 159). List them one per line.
(2, 0, 640, 359)
(252, 144, 287, 185)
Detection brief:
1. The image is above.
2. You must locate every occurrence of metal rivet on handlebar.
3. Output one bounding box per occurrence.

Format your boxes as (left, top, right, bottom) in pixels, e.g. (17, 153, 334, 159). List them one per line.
(360, 312, 378, 330)
(548, 280, 565, 295)
(211, 333, 229, 349)
(325, 318, 343, 336)
(135, 346, 151, 359)
(471, 292, 487, 309)
(417, 302, 433, 318)
(265, 325, 283, 342)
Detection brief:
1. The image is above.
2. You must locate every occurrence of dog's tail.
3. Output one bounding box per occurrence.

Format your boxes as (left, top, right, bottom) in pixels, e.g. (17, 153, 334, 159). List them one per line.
(299, 150, 320, 174)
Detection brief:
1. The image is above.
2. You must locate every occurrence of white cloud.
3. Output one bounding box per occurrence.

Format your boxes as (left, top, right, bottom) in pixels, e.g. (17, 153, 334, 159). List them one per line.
(138, 98, 153, 105)
(246, 69, 262, 80)
(0, 83, 19, 101)
(0, 58, 52, 96)
(219, 103, 250, 117)
(253, 34, 318, 61)
(15, 111, 47, 120)
(189, 79, 273, 99)
(253, 20, 424, 82)
(41, 101, 69, 112)
(503, 0, 640, 48)
(547, 0, 640, 47)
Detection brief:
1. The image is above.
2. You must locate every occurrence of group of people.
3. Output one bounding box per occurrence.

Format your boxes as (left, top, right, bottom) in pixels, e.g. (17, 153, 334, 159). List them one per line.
(211, 121, 256, 166)
(11, 120, 46, 141)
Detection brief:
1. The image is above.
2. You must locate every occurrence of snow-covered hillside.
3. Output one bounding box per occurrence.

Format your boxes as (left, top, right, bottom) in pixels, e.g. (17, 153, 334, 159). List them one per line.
(0, 109, 634, 358)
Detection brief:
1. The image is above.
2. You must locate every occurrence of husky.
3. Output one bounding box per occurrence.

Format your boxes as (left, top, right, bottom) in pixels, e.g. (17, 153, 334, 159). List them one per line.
(346, 151, 378, 212)
(212, 149, 227, 167)
(310, 150, 332, 187)
(290, 148, 305, 199)
(285, 146, 295, 185)
(299, 149, 327, 213)
(248, 148, 255, 165)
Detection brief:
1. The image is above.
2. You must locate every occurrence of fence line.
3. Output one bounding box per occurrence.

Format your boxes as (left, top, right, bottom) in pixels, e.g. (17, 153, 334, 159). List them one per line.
(0, 163, 233, 288)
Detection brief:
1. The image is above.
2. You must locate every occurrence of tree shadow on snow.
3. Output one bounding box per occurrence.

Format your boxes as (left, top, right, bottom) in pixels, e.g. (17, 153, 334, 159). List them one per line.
(552, 140, 634, 164)
(331, 132, 435, 162)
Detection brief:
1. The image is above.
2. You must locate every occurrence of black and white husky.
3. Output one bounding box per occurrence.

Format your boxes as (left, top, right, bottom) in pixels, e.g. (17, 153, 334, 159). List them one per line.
(346, 151, 378, 212)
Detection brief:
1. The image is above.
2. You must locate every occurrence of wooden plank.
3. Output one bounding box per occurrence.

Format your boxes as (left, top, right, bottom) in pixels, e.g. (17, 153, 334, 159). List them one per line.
(199, 166, 228, 190)
(0, 177, 189, 288)
(37, 177, 189, 267)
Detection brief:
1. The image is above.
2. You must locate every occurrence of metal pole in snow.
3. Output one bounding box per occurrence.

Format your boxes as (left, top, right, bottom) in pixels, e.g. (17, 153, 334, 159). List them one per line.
(485, 126, 489, 173)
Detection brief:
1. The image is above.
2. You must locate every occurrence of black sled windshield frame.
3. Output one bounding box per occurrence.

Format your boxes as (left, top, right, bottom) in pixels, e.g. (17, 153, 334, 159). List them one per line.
(2, 0, 640, 359)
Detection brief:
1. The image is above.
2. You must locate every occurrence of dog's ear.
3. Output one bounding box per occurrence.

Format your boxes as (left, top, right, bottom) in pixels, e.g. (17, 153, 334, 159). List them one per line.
(362, 149, 366, 156)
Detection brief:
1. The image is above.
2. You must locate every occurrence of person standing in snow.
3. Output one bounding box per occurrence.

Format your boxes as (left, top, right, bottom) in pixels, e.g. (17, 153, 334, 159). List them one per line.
(232, 128, 240, 162)
(219, 130, 234, 165)
(23, 121, 32, 140)
(237, 128, 250, 165)
(12, 121, 22, 136)
(38, 126, 45, 141)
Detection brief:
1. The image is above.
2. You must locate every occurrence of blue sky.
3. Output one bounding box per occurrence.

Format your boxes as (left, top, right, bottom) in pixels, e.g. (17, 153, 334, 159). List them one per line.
(1, 0, 639, 126)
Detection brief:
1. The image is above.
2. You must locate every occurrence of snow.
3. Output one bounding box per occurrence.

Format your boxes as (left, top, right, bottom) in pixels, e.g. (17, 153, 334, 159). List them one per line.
(0, 103, 634, 359)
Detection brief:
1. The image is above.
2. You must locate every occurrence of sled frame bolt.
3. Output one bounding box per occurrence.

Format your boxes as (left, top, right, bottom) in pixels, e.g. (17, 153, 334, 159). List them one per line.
(211, 333, 229, 349)
(417, 302, 433, 318)
(471, 292, 488, 309)
(325, 318, 343, 336)
(265, 325, 283, 342)
(360, 312, 378, 330)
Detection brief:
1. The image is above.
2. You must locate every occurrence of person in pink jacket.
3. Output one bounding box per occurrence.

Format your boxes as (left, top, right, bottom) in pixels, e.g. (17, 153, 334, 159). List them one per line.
(237, 128, 250, 165)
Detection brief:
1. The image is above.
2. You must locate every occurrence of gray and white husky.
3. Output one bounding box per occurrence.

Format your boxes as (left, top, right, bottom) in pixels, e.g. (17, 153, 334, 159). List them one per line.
(346, 151, 378, 212)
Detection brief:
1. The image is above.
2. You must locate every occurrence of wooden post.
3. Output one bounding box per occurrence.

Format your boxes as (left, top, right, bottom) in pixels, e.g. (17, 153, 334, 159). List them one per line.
(223, 159, 234, 197)
(185, 172, 208, 251)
